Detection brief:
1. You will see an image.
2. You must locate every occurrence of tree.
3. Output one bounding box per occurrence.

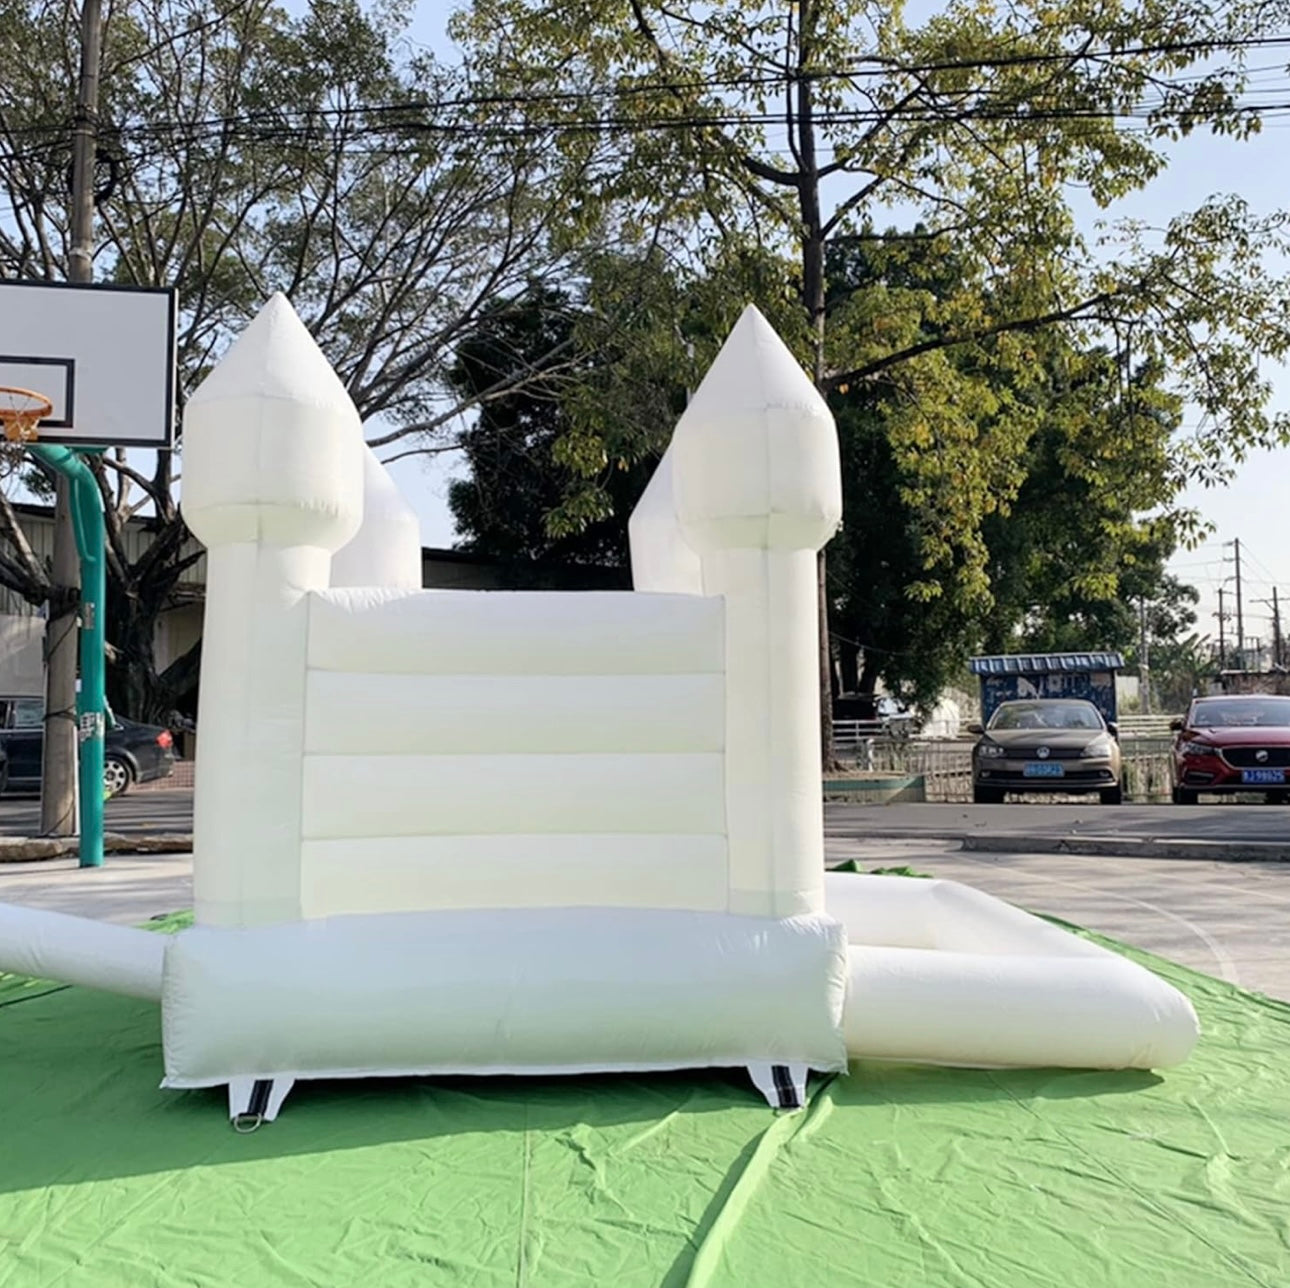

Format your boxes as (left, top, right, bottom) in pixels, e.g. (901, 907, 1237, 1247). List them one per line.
(446, 241, 797, 557)
(453, 0, 1290, 756)
(820, 277, 1202, 712)
(0, 0, 592, 719)
(444, 242, 1201, 709)
(445, 282, 660, 582)
(1143, 628, 1212, 714)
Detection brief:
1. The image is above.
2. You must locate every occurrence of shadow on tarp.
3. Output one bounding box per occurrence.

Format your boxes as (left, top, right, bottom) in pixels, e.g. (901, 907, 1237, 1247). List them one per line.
(0, 976, 1158, 1198)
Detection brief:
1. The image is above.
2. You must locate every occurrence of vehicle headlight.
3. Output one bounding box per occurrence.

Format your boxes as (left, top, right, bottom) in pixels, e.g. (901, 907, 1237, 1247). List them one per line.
(1080, 737, 1114, 758)
(977, 741, 1006, 758)
(1180, 740, 1214, 757)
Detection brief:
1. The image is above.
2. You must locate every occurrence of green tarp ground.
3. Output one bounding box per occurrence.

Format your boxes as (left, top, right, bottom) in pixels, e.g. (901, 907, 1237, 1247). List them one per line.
(1, 919, 1287, 1288)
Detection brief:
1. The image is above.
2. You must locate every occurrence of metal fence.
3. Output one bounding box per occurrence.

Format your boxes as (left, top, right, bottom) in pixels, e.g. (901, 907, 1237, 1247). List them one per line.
(838, 734, 1177, 803)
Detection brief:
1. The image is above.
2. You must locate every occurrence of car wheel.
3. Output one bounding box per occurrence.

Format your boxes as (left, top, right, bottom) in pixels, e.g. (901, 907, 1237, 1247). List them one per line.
(1099, 785, 1123, 805)
(1172, 786, 1198, 805)
(103, 755, 133, 798)
(972, 786, 1004, 804)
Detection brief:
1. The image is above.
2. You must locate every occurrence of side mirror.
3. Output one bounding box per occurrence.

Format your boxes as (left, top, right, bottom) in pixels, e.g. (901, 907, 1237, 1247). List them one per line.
(1169, 718, 1184, 732)
(966, 722, 984, 735)
(1107, 722, 1119, 739)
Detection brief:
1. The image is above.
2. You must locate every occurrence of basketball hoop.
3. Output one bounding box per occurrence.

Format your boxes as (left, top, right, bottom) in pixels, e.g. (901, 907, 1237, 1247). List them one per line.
(0, 386, 53, 444)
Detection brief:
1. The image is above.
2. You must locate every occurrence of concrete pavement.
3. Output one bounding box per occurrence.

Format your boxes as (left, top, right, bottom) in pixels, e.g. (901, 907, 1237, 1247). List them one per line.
(0, 850, 191, 924)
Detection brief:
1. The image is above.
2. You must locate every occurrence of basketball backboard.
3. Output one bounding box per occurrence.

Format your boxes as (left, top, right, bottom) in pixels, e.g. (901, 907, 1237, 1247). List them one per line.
(0, 280, 176, 447)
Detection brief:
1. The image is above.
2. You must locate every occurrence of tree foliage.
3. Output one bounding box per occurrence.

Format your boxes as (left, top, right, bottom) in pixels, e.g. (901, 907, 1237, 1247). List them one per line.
(1142, 627, 1212, 713)
(800, 232, 1198, 703)
(0, 0, 584, 718)
(445, 282, 659, 580)
(452, 0, 1290, 718)
(447, 252, 1200, 704)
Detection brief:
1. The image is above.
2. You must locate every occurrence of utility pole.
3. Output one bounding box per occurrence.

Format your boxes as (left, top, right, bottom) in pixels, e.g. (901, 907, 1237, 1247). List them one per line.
(1274, 588, 1282, 669)
(1216, 587, 1227, 670)
(1233, 538, 1245, 671)
(40, 0, 103, 837)
(1138, 597, 1151, 715)
(1255, 590, 1283, 671)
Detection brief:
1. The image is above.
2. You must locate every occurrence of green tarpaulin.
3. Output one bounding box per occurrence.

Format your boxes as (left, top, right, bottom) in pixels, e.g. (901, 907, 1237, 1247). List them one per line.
(1, 918, 1287, 1287)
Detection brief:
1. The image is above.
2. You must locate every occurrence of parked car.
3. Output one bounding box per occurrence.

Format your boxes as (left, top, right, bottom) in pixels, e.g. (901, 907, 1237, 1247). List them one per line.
(968, 698, 1122, 805)
(1170, 694, 1290, 804)
(0, 695, 175, 797)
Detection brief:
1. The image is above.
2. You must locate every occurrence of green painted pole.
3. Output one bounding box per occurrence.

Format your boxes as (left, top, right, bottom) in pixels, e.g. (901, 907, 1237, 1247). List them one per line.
(29, 445, 105, 869)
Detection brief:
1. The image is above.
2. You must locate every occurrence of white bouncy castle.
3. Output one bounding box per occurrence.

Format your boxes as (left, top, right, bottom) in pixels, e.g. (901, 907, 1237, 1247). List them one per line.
(0, 298, 1198, 1126)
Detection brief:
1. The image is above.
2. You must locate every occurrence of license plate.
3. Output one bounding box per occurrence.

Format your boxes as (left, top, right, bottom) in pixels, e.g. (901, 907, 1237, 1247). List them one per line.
(1023, 762, 1065, 778)
(1241, 768, 1285, 784)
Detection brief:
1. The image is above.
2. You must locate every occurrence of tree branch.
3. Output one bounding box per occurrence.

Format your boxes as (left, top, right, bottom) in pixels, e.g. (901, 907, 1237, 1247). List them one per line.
(827, 292, 1120, 388)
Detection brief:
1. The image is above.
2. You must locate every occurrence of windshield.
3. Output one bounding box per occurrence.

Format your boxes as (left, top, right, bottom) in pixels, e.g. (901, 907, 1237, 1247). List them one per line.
(10, 698, 43, 729)
(1189, 698, 1290, 728)
(988, 701, 1103, 731)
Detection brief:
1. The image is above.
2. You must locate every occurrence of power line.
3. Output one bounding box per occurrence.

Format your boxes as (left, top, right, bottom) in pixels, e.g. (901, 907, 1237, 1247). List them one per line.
(7, 95, 1290, 170)
(2, 36, 1290, 151)
(1235, 541, 1281, 586)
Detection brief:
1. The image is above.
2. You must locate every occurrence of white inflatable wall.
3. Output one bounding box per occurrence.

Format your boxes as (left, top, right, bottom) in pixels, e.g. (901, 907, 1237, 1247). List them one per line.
(827, 875, 1198, 1069)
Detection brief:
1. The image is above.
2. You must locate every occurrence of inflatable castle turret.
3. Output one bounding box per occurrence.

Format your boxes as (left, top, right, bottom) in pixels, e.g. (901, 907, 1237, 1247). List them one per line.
(671, 308, 841, 918)
(182, 297, 365, 928)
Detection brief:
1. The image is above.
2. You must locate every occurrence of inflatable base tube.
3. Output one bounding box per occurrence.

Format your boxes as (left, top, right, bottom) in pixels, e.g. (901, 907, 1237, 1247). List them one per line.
(0, 902, 164, 1001)
(161, 908, 849, 1090)
(0, 875, 1198, 1110)
(827, 875, 1199, 1070)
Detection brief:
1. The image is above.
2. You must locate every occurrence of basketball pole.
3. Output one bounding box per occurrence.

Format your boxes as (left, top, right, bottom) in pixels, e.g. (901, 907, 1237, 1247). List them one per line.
(41, 0, 106, 866)
(38, 0, 105, 853)
(28, 445, 106, 868)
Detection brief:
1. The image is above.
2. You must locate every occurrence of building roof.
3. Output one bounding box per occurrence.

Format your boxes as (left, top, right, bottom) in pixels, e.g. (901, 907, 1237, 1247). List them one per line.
(969, 652, 1126, 676)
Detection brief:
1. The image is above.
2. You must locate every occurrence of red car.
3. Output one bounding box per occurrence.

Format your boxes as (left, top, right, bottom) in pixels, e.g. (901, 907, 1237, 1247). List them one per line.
(1170, 694, 1290, 804)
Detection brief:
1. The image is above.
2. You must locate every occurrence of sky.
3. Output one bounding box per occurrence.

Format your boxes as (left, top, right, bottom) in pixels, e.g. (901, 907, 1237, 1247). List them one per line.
(1090, 124, 1290, 662)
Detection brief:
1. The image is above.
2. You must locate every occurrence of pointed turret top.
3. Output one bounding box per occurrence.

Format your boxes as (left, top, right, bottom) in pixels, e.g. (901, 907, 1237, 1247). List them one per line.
(670, 304, 841, 552)
(181, 292, 364, 553)
(188, 293, 355, 413)
(681, 305, 829, 427)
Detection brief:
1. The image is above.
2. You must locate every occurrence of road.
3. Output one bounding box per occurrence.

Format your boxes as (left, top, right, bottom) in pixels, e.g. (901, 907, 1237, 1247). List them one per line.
(0, 790, 193, 837)
(828, 800, 1290, 846)
(4, 795, 1290, 846)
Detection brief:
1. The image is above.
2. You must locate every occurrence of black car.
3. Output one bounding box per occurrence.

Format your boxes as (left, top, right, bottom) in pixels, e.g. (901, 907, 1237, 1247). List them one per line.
(0, 695, 176, 796)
